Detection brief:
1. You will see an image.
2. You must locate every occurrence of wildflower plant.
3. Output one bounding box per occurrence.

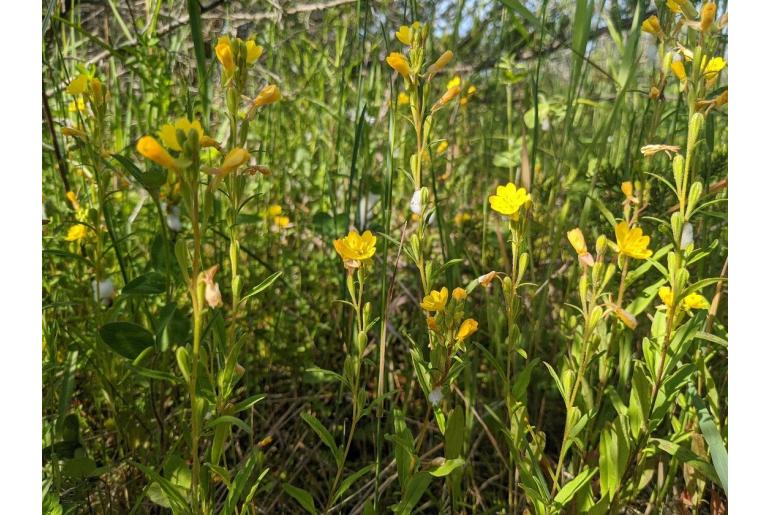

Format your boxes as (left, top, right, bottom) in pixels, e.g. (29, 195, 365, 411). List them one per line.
(42, 2, 729, 514)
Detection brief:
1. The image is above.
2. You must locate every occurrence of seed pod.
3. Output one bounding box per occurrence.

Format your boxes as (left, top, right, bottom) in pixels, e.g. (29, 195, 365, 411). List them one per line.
(672, 154, 685, 194)
(685, 181, 703, 220)
(687, 113, 704, 154)
(671, 212, 684, 247)
(579, 274, 589, 307)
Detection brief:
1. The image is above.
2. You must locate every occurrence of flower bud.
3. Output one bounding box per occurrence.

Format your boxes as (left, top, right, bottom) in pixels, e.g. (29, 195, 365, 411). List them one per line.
(427, 50, 453, 75)
(431, 85, 460, 112)
(579, 274, 589, 307)
(386, 52, 411, 80)
(641, 15, 662, 37)
(252, 84, 281, 107)
(685, 181, 703, 220)
(595, 234, 608, 257)
(687, 113, 704, 154)
(452, 287, 467, 301)
(700, 2, 716, 32)
(672, 154, 685, 193)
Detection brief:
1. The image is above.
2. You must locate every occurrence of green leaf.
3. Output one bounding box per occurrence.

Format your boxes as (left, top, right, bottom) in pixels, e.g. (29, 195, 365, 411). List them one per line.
(429, 458, 465, 477)
(283, 484, 316, 514)
(395, 471, 433, 514)
(241, 271, 283, 303)
(233, 394, 266, 413)
(112, 153, 166, 192)
(99, 322, 154, 359)
(652, 438, 720, 484)
(205, 415, 252, 435)
(332, 464, 374, 503)
(599, 417, 629, 500)
(444, 408, 465, 459)
(543, 362, 566, 405)
(690, 386, 728, 496)
(300, 412, 341, 467)
(122, 272, 166, 295)
(553, 467, 597, 508)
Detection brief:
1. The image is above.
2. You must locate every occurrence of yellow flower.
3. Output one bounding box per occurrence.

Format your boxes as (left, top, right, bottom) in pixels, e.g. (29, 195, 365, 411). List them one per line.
(65, 223, 87, 242)
(447, 75, 461, 90)
(454, 212, 471, 225)
(614, 221, 653, 259)
(702, 57, 726, 81)
(333, 230, 377, 263)
(215, 36, 235, 72)
(432, 85, 460, 112)
(159, 118, 205, 152)
(436, 141, 448, 154)
(68, 98, 87, 113)
(395, 21, 421, 45)
(658, 286, 675, 309)
(396, 25, 412, 45)
(65, 191, 79, 210)
(700, 2, 716, 31)
(641, 15, 661, 36)
(489, 182, 531, 220)
(65, 224, 87, 242)
(252, 84, 281, 107)
(268, 204, 282, 216)
(427, 50, 453, 75)
(455, 319, 478, 341)
(683, 292, 709, 310)
(386, 52, 411, 79)
(66, 74, 89, 95)
(666, 0, 682, 13)
(467, 85, 477, 95)
(567, 228, 594, 267)
(274, 216, 290, 228)
(214, 148, 250, 176)
(136, 136, 178, 170)
(659, 286, 709, 312)
(427, 317, 438, 331)
(671, 60, 687, 82)
(621, 182, 634, 199)
(420, 287, 448, 312)
(397, 92, 410, 105)
(246, 40, 263, 63)
(452, 287, 467, 301)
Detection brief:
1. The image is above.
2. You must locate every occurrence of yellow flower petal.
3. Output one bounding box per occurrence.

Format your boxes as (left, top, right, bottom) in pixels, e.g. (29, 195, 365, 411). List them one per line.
(386, 52, 411, 79)
(614, 221, 653, 260)
(252, 84, 281, 107)
(136, 136, 178, 170)
(420, 287, 449, 312)
(246, 41, 263, 63)
(333, 229, 377, 263)
(455, 319, 478, 341)
(488, 182, 531, 220)
(66, 74, 89, 95)
(65, 224, 88, 242)
(215, 36, 235, 72)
